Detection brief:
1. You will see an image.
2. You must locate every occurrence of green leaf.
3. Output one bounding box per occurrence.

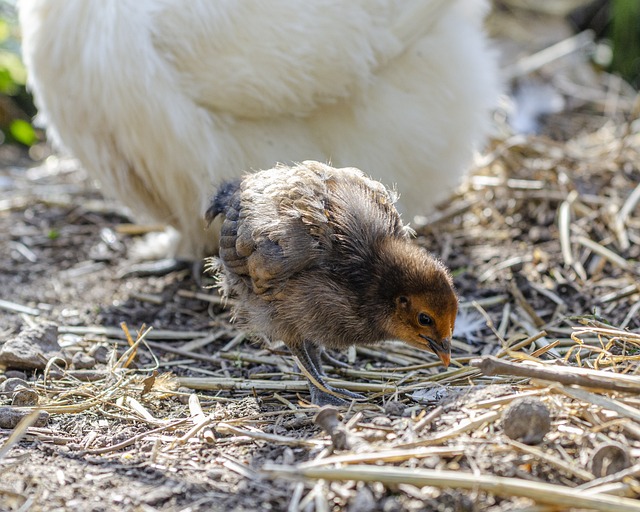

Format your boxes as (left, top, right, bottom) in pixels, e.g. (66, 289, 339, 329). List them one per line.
(0, 67, 16, 94)
(611, 0, 640, 88)
(9, 119, 38, 146)
(0, 50, 27, 85)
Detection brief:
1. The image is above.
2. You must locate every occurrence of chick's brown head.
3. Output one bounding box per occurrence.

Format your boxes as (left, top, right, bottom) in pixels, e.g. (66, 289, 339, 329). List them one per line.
(391, 292, 457, 366)
(377, 242, 458, 367)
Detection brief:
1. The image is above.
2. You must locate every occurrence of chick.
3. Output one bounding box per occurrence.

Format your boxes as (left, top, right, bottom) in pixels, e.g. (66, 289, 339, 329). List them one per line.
(206, 161, 458, 406)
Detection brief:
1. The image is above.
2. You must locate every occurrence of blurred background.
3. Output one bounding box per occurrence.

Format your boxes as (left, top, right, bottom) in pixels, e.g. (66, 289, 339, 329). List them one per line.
(0, 0, 638, 158)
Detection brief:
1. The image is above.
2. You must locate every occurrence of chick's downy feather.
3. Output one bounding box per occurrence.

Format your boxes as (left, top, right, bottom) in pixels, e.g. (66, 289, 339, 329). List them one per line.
(208, 161, 458, 404)
(19, 0, 500, 258)
(208, 161, 456, 352)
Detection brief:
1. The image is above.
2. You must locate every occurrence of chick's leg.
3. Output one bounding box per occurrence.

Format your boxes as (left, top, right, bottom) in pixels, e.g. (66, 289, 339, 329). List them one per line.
(291, 340, 364, 406)
(320, 348, 350, 369)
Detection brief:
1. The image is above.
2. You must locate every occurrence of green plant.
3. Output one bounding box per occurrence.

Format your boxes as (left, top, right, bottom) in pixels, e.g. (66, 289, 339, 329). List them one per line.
(610, 0, 640, 88)
(0, 0, 38, 146)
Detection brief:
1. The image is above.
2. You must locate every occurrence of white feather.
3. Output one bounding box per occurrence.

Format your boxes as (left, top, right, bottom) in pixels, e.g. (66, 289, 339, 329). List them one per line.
(19, 0, 500, 258)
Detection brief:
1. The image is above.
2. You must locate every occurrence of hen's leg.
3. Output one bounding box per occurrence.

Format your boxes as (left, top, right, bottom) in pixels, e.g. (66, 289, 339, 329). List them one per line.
(290, 341, 364, 406)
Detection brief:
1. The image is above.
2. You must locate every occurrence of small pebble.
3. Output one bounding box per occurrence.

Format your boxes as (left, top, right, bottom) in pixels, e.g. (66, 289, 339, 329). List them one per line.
(177, 387, 194, 405)
(0, 407, 49, 428)
(72, 352, 96, 370)
(90, 345, 111, 364)
(0, 323, 67, 370)
(502, 397, 551, 445)
(4, 370, 28, 380)
(590, 443, 631, 477)
(349, 485, 376, 512)
(12, 387, 39, 407)
(0, 378, 30, 394)
(371, 416, 392, 427)
(381, 497, 403, 512)
(383, 400, 405, 417)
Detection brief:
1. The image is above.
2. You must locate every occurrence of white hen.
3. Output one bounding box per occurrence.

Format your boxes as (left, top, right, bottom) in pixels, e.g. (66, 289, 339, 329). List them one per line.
(19, 0, 499, 258)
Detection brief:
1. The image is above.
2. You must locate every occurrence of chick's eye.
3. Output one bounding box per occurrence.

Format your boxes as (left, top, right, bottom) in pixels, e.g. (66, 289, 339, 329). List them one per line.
(418, 313, 433, 326)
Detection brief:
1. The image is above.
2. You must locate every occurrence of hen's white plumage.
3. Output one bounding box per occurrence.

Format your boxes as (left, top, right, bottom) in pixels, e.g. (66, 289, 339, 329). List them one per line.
(19, 0, 499, 258)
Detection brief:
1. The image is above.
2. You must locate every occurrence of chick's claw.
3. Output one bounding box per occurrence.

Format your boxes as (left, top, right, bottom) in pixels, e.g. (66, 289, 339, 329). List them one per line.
(310, 385, 365, 407)
(294, 341, 363, 405)
(290, 347, 340, 405)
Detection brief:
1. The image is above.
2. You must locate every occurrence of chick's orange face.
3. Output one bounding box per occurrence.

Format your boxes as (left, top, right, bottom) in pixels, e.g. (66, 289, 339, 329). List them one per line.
(391, 293, 457, 367)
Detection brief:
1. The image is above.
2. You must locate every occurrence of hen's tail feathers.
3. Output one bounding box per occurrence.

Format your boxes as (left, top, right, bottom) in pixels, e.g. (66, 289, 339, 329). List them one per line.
(205, 178, 242, 226)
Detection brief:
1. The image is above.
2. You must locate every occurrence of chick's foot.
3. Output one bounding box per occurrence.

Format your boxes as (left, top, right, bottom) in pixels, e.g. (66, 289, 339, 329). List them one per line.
(310, 384, 363, 407)
(292, 341, 365, 406)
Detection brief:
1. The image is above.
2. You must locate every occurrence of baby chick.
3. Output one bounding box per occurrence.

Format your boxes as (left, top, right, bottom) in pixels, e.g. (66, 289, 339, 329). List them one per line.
(206, 161, 458, 406)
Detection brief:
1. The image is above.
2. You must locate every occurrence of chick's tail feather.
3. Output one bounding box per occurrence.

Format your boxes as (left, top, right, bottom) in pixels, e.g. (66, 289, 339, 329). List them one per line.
(205, 178, 242, 225)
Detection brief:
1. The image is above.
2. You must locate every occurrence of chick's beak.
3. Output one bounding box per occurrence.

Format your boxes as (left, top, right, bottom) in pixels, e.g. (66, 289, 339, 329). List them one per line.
(420, 335, 451, 368)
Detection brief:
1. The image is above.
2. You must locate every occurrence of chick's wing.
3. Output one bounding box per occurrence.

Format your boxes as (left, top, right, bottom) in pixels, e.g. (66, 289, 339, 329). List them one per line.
(222, 164, 336, 298)
(222, 161, 410, 298)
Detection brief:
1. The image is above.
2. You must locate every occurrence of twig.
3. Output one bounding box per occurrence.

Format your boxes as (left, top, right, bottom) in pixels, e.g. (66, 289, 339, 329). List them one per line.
(124, 396, 159, 423)
(177, 289, 233, 306)
(188, 393, 215, 443)
(576, 236, 633, 272)
(314, 407, 368, 451)
(507, 439, 594, 482)
(59, 325, 210, 340)
(83, 419, 188, 454)
(216, 423, 324, 448)
(178, 376, 397, 394)
(115, 223, 166, 235)
(413, 406, 443, 433)
(615, 182, 640, 250)
(0, 299, 41, 316)
(116, 323, 152, 369)
(503, 30, 595, 80)
(146, 340, 223, 365)
(554, 386, 640, 423)
(511, 311, 562, 359)
(394, 411, 500, 449)
(471, 356, 640, 394)
(496, 331, 548, 357)
(558, 192, 587, 280)
(300, 446, 465, 469)
(263, 464, 640, 512)
(577, 463, 640, 491)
